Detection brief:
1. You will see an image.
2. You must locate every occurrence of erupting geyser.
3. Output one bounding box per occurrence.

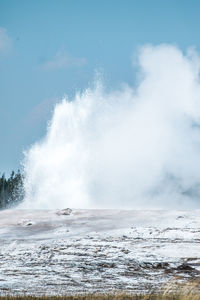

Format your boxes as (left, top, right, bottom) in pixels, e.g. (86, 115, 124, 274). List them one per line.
(22, 44, 200, 209)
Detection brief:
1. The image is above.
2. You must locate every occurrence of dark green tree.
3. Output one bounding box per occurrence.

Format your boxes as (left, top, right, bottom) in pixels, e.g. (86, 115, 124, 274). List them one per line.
(0, 170, 24, 209)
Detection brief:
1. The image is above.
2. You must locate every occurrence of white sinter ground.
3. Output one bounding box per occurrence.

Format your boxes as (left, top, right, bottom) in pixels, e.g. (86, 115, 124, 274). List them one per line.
(0, 208, 199, 296)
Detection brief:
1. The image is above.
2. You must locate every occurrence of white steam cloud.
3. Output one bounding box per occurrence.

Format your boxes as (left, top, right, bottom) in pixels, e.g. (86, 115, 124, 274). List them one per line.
(22, 45, 200, 209)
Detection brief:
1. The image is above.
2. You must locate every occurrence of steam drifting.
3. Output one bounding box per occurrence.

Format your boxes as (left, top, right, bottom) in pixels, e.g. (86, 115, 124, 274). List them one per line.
(23, 45, 200, 209)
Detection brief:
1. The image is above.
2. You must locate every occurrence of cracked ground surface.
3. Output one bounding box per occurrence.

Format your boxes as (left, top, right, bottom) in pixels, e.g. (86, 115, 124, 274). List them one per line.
(0, 209, 199, 296)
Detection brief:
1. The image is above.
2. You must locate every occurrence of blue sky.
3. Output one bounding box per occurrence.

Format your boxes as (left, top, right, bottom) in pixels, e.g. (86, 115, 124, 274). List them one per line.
(1, 0, 200, 174)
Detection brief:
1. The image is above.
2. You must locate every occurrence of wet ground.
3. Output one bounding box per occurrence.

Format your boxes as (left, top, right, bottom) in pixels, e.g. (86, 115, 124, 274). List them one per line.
(0, 209, 199, 296)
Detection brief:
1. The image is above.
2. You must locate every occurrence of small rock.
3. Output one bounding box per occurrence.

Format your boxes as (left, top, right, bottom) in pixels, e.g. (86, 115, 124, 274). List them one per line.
(18, 220, 34, 226)
(177, 263, 194, 271)
(56, 208, 72, 216)
(98, 262, 116, 268)
(153, 262, 169, 269)
(25, 222, 33, 226)
(121, 249, 130, 254)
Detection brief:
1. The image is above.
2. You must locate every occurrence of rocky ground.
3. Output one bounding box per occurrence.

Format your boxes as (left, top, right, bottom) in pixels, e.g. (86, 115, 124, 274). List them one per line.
(0, 209, 199, 296)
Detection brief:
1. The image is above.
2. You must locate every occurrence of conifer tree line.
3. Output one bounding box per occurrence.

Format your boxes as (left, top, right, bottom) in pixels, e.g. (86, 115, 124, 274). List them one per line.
(0, 170, 24, 209)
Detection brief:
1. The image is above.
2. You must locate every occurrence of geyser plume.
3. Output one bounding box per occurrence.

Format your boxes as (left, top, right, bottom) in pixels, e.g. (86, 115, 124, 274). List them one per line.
(23, 45, 200, 209)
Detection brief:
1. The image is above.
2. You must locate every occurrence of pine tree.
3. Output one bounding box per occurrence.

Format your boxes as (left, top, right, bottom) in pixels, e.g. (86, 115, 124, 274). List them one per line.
(0, 171, 24, 209)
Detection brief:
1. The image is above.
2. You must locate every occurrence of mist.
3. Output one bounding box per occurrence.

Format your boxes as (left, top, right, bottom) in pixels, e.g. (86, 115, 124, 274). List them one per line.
(22, 44, 200, 209)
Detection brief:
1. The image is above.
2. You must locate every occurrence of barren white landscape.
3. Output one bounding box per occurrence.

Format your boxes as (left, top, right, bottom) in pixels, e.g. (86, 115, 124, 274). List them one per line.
(0, 209, 199, 296)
